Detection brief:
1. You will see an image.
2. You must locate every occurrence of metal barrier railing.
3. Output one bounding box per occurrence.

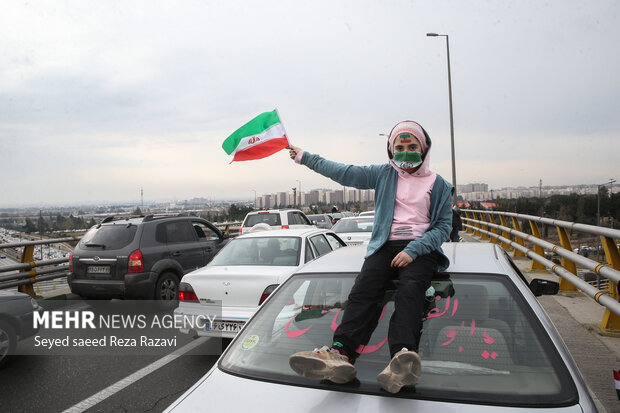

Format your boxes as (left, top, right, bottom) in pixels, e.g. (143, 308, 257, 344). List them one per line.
(0, 237, 79, 296)
(0, 222, 242, 297)
(461, 209, 620, 334)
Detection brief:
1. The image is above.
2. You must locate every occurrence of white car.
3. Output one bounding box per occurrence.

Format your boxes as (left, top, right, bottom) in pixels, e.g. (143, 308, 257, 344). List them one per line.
(240, 209, 314, 234)
(331, 216, 374, 245)
(166, 243, 596, 412)
(175, 228, 346, 338)
(358, 210, 375, 217)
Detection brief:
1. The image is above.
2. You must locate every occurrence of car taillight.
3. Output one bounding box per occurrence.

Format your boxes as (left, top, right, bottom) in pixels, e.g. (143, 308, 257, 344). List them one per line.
(259, 284, 279, 305)
(178, 282, 199, 302)
(128, 249, 144, 273)
(281, 225, 289, 229)
(68, 253, 73, 272)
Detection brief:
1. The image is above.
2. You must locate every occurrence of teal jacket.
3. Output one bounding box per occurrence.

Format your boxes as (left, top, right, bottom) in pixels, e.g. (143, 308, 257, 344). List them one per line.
(300, 151, 453, 271)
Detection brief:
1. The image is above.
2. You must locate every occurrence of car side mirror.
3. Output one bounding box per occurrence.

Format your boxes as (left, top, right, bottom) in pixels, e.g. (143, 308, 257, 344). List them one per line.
(312, 220, 317, 225)
(221, 232, 230, 240)
(529, 279, 559, 296)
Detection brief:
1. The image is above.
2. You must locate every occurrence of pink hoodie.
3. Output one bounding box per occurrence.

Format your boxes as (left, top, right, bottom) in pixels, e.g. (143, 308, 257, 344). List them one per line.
(387, 121, 437, 240)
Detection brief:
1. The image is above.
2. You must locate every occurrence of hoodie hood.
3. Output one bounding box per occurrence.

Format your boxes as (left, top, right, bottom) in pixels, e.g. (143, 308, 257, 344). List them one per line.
(387, 120, 433, 177)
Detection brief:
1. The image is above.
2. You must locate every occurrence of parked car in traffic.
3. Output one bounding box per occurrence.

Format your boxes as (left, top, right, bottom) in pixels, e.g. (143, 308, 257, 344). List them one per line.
(240, 209, 313, 234)
(331, 216, 374, 245)
(68, 215, 229, 300)
(0, 290, 43, 367)
(175, 228, 346, 338)
(165, 242, 596, 412)
(306, 213, 333, 229)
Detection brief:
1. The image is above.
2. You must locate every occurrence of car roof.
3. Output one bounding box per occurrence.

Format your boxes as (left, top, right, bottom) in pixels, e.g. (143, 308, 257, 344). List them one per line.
(246, 208, 304, 214)
(236, 227, 332, 239)
(296, 242, 510, 275)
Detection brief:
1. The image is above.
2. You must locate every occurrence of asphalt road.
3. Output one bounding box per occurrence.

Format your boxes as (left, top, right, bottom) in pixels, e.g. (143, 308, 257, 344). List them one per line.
(0, 336, 222, 413)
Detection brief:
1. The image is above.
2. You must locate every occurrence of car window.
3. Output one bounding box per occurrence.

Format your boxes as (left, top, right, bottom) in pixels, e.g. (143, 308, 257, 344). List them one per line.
(220, 273, 577, 406)
(325, 233, 345, 250)
(304, 241, 315, 263)
(210, 237, 300, 266)
(245, 213, 282, 227)
(79, 224, 138, 249)
(165, 221, 196, 243)
(309, 235, 332, 256)
(332, 218, 374, 233)
(297, 212, 312, 225)
(192, 221, 219, 240)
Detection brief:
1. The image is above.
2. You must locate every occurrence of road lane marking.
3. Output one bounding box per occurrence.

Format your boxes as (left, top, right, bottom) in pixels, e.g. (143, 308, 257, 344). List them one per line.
(62, 337, 209, 413)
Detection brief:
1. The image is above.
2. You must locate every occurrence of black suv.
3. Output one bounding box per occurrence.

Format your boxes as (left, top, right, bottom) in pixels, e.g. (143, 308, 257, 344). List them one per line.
(68, 215, 230, 300)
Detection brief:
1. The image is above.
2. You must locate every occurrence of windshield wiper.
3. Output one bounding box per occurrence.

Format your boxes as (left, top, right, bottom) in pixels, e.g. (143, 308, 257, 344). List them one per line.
(84, 243, 106, 249)
(423, 360, 510, 375)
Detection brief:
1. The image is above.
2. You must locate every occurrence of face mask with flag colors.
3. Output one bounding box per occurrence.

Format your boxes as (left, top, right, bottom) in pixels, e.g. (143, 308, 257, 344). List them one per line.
(222, 110, 290, 162)
(392, 151, 423, 169)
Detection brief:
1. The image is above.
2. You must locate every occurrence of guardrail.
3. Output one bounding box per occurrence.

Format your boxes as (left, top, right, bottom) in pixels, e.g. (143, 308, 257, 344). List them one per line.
(0, 222, 241, 297)
(461, 209, 620, 334)
(0, 237, 79, 297)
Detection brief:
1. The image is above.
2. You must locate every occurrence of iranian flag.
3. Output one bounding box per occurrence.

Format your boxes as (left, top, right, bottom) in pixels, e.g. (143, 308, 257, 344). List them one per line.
(222, 110, 290, 162)
(615, 370, 620, 400)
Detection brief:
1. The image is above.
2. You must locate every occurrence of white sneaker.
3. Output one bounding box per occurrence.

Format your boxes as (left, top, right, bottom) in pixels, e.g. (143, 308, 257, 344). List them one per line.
(289, 346, 356, 384)
(376, 348, 421, 393)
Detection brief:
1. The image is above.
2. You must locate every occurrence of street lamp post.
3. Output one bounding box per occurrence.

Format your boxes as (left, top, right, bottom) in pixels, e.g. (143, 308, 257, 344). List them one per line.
(427, 32, 457, 205)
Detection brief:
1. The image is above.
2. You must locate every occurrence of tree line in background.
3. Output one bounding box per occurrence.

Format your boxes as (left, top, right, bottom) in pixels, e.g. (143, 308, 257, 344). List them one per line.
(486, 187, 619, 227)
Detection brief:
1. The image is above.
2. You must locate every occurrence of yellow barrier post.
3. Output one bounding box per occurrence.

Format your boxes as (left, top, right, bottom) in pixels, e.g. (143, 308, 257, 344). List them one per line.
(472, 212, 481, 237)
(464, 211, 473, 233)
(527, 220, 546, 270)
(18, 245, 36, 297)
(479, 214, 489, 240)
(499, 215, 511, 250)
(487, 213, 499, 244)
(598, 236, 620, 333)
(555, 226, 578, 293)
(510, 217, 526, 257)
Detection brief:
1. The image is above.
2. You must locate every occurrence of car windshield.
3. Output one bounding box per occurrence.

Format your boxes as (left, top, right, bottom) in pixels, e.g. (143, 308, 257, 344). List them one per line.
(210, 236, 301, 266)
(79, 224, 138, 249)
(332, 218, 374, 233)
(220, 273, 577, 406)
(244, 213, 282, 227)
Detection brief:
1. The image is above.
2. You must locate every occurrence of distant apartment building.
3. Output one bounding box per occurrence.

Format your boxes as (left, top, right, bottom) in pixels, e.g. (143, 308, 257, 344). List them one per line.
(457, 183, 489, 193)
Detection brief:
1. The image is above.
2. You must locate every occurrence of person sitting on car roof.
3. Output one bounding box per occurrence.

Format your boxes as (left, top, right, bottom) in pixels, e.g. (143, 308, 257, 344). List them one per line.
(286, 120, 453, 393)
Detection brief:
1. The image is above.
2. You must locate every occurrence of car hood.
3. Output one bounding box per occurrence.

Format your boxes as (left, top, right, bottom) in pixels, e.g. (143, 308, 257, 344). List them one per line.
(183, 265, 297, 307)
(165, 367, 585, 412)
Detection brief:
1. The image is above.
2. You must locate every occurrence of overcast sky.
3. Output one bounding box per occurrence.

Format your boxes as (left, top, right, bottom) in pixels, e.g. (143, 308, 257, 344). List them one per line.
(1, 0, 618, 207)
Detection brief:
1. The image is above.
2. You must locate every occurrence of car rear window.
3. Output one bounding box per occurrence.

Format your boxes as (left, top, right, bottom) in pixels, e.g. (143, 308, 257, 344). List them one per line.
(332, 217, 374, 233)
(220, 273, 578, 407)
(210, 237, 300, 266)
(244, 213, 282, 227)
(79, 224, 138, 250)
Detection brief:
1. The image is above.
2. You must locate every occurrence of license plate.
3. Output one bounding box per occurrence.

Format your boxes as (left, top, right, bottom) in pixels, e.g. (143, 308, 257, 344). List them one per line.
(87, 266, 110, 274)
(206, 320, 245, 333)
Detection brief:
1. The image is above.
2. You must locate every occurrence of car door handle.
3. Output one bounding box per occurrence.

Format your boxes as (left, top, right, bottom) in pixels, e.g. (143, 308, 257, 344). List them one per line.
(171, 251, 182, 257)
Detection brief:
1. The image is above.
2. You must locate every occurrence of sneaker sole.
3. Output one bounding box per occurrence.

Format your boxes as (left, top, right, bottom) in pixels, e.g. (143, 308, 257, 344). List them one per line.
(377, 351, 421, 393)
(289, 354, 356, 384)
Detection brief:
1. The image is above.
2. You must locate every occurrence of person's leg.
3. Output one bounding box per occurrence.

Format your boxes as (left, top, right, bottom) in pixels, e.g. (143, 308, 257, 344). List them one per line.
(387, 252, 439, 355)
(332, 245, 397, 359)
(377, 251, 439, 393)
(289, 244, 398, 382)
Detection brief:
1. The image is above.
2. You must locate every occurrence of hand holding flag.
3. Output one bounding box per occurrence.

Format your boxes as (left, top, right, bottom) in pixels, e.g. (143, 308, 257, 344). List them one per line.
(222, 110, 290, 162)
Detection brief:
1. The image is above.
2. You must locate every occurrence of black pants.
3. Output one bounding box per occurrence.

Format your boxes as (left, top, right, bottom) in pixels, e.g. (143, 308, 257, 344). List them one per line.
(333, 241, 439, 359)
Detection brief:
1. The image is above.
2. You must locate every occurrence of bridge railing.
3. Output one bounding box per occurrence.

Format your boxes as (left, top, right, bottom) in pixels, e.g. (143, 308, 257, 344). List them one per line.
(461, 209, 620, 334)
(0, 222, 242, 297)
(0, 237, 79, 296)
